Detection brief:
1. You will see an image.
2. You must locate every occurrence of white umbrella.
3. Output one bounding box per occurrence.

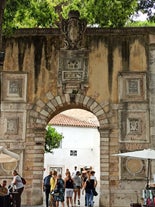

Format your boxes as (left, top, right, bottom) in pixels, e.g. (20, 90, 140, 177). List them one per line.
(0, 146, 19, 163)
(113, 148, 155, 188)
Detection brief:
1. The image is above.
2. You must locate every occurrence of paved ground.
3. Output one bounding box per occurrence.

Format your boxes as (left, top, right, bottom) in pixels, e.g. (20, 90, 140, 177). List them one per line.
(22, 191, 100, 207)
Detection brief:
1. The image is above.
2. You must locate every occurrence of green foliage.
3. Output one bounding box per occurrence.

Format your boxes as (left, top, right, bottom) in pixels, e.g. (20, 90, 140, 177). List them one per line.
(2, 0, 155, 35)
(126, 20, 155, 27)
(45, 125, 64, 153)
(86, 0, 138, 27)
(3, 0, 57, 35)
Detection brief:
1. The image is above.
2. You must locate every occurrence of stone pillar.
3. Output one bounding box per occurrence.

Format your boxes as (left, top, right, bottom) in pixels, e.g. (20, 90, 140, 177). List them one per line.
(99, 128, 110, 207)
(149, 35, 155, 175)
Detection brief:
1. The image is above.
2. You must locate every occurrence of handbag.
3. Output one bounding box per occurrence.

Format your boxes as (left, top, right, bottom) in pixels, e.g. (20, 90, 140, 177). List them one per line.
(54, 189, 59, 196)
(92, 188, 98, 196)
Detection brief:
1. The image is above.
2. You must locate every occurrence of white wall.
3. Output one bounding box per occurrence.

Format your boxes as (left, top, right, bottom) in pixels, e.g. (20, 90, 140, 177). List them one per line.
(44, 125, 100, 183)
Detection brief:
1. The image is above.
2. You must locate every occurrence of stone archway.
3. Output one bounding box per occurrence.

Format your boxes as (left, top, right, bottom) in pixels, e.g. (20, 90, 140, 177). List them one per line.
(27, 92, 111, 206)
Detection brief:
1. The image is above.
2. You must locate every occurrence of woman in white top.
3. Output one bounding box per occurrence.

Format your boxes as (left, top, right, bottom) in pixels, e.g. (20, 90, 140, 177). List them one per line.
(12, 170, 24, 207)
(73, 171, 82, 205)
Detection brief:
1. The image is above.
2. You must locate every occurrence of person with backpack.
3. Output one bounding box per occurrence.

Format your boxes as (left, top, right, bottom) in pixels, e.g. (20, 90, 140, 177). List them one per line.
(11, 170, 24, 207)
(44, 171, 53, 207)
(54, 174, 65, 207)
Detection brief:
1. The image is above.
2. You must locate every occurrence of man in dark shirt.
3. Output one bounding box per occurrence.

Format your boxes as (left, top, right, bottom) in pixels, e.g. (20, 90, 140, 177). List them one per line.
(44, 171, 52, 207)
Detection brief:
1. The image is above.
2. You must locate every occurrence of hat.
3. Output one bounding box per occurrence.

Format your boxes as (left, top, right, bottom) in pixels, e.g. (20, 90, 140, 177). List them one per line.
(82, 170, 87, 173)
(91, 170, 95, 174)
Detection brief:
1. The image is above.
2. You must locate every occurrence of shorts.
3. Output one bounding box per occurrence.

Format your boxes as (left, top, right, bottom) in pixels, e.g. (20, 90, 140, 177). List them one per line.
(65, 188, 73, 197)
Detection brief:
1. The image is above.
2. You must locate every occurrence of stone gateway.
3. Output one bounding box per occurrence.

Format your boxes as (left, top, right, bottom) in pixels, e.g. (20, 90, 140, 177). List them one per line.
(0, 11, 155, 207)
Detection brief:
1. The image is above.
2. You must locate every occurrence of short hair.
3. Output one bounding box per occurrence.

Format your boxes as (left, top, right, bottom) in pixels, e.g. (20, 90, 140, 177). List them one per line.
(53, 170, 57, 176)
(3, 180, 7, 183)
(58, 174, 62, 178)
(13, 170, 18, 175)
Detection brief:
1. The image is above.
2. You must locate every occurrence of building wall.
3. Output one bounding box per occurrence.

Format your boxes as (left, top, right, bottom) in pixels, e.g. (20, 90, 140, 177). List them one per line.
(44, 125, 100, 181)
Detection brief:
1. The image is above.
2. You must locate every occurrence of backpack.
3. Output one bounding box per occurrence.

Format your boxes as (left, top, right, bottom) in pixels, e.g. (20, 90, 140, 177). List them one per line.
(44, 175, 51, 186)
(21, 177, 26, 185)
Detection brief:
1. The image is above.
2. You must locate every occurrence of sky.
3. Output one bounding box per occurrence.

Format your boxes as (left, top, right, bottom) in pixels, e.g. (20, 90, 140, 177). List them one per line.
(132, 11, 148, 21)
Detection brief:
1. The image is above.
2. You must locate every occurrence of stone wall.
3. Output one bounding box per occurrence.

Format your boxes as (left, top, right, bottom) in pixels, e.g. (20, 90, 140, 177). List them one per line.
(0, 12, 155, 206)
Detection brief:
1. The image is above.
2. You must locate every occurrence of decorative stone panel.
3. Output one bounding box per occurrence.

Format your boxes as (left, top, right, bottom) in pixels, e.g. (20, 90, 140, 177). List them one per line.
(118, 110, 149, 143)
(0, 112, 26, 141)
(58, 50, 88, 97)
(120, 157, 146, 180)
(1, 72, 27, 102)
(118, 72, 147, 102)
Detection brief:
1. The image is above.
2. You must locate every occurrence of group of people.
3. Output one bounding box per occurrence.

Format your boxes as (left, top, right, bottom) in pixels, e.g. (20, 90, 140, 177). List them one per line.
(0, 170, 24, 207)
(43, 166, 97, 207)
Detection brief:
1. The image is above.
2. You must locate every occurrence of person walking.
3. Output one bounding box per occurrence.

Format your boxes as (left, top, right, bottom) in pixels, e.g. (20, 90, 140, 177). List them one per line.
(50, 170, 57, 207)
(90, 170, 97, 204)
(82, 171, 94, 207)
(11, 170, 24, 207)
(73, 171, 82, 205)
(54, 174, 65, 207)
(64, 171, 74, 207)
(71, 166, 77, 177)
(81, 169, 88, 206)
(44, 171, 53, 207)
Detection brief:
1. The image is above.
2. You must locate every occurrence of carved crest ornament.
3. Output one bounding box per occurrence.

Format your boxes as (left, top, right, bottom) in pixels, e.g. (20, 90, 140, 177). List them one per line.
(60, 10, 87, 50)
(58, 10, 88, 101)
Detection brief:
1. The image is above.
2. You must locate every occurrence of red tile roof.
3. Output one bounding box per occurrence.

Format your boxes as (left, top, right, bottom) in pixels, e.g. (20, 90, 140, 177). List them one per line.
(49, 114, 99, 128)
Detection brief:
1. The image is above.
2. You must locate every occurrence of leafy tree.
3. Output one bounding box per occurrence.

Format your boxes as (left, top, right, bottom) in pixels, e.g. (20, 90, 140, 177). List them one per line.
(3, 0, 57, 35)
(2, 0, 155, 34)
(45, 125, 64, 153)
(2, 0, 138, 31)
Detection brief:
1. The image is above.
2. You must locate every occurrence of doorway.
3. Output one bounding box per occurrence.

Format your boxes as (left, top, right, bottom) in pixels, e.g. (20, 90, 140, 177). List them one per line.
(44, 109, 100, 206)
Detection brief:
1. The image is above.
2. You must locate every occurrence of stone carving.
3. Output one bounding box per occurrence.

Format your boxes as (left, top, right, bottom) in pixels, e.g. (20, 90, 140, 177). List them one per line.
(58, 50, 88, 96)
(127, 79, 139, 94)
(6, 118, 19, 135)
(127, 118, 142, 135)
(60, 10, 87, 49)
(118, 72, 147, 102)
(9, 80, 22, 96)
(1, 72, 27, 102)
(0, 112, 26, 141)
(121, 157, 145, 180)
(119, 110, 149, 142)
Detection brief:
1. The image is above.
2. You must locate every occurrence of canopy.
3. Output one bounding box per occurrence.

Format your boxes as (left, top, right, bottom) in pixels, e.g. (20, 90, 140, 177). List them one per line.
(0, 146, 19, 163)
(113, 148, 155, 188)
(113, 149, 155, 160)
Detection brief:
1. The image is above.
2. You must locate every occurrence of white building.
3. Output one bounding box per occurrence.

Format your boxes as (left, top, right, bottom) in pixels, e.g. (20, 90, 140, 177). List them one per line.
(44, 109, 100, 183)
